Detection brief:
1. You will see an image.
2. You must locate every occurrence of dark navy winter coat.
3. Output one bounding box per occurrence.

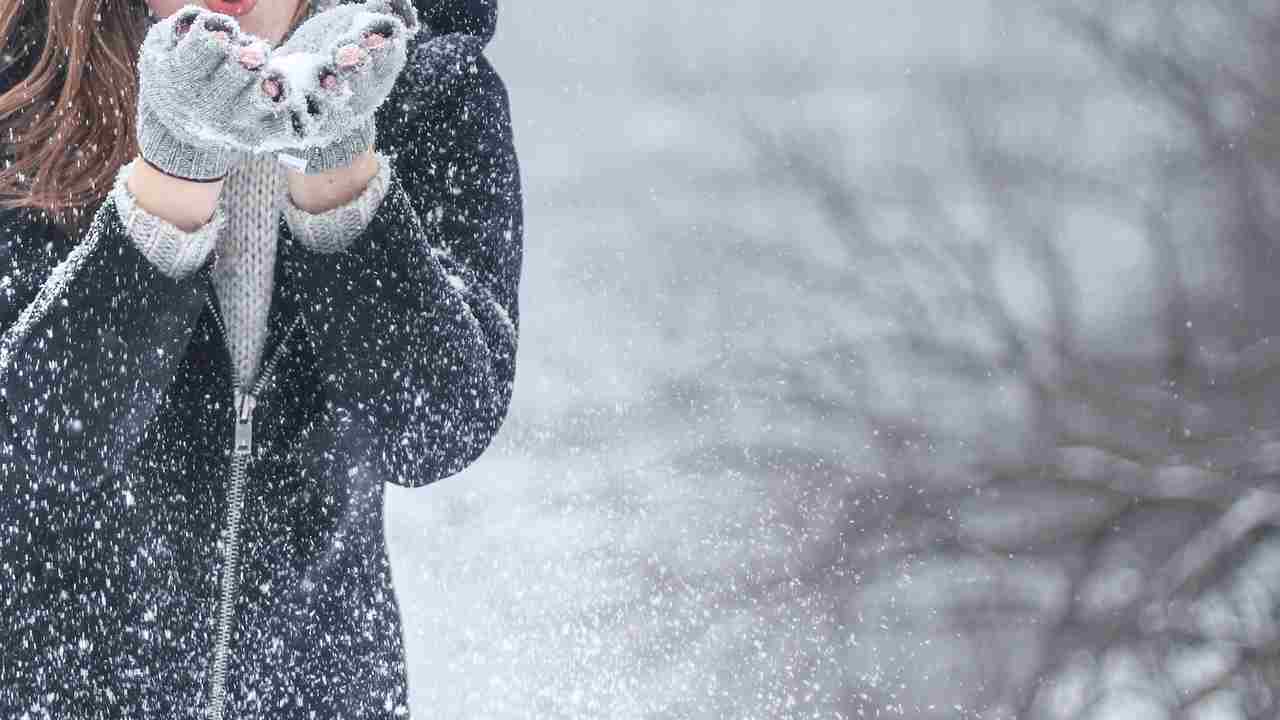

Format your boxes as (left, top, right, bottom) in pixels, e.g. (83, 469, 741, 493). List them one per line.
(0, 0, 521, 717)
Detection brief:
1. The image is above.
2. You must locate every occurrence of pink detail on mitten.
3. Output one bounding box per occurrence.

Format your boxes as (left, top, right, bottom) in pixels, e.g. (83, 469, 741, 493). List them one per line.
(336, 45, 368, 68)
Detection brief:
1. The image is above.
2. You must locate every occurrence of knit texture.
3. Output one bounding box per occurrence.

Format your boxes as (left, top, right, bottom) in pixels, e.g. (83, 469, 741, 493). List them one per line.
(279, 115, 379, 176)
(212, 150, 281, 387)
(108, 158, 224, 280)
(267, 0, 420, 174)
(109, 150, 393, 388)
(135, 8, 276, 181)
(111, 0, 395, 387)
(282, 149, 394, 253)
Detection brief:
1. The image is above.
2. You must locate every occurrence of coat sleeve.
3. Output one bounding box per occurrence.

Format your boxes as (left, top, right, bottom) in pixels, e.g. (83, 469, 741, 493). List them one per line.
(281, 32, 523, 488)
(0, 194, 216, 501)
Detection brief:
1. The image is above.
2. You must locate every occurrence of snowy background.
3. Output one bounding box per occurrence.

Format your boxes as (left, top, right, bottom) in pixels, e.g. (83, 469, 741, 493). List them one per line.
(385, 1, 1280, 718)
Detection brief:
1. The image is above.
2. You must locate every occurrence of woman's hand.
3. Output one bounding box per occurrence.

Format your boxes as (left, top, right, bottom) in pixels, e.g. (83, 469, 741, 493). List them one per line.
(135, 4, 289, 180)
(255, 0, 422, 174)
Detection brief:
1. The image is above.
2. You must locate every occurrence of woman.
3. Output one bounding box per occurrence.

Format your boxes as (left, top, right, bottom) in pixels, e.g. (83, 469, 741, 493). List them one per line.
(0, 0, 521, 716)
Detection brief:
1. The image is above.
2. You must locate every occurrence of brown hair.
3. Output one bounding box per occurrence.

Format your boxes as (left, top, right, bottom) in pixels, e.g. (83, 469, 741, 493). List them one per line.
(0, 0, 311, 239)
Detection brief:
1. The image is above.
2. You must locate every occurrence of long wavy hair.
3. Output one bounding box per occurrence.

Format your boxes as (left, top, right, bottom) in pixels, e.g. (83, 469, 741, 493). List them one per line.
(0, 0, 311, 239)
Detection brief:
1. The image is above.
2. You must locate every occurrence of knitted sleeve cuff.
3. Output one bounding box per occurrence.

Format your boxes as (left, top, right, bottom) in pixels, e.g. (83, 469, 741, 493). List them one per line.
(109, 158, 224, 281)
(282, 150, 394, 255)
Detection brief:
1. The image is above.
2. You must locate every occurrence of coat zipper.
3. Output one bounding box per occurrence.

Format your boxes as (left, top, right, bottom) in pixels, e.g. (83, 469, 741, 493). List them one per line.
(201, 274, 304, 720)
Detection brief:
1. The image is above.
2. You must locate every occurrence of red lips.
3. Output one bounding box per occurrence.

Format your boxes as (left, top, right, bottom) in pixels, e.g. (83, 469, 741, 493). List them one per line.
(204, 0, 258, 18)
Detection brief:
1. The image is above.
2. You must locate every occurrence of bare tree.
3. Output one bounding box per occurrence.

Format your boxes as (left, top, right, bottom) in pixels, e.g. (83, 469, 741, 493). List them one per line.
(634, 0, 1280, 717)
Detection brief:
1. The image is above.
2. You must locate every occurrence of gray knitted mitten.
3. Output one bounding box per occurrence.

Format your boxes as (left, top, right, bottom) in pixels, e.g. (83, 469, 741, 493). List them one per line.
(136, 5, 287, 181)
(260, 0, 421, 175)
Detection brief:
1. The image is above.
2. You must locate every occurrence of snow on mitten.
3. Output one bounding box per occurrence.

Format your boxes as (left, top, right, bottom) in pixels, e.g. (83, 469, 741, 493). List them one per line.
(135, 5, 286, 181)
(258, 0, 422, 174)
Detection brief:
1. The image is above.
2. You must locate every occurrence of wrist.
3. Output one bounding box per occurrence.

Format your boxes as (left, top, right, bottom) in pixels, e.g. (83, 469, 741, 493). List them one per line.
(141, 155, 226, 183)
(287, 148, 380, 214)
(127, 156, 225, 232)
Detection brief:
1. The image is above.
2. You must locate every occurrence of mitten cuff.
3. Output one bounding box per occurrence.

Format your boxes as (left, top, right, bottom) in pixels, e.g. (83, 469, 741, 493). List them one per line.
(136, 102, 233, 182)
(283, 150, 393, 254)
(279, 116, 378, 176)
(110, 158, 224, 280)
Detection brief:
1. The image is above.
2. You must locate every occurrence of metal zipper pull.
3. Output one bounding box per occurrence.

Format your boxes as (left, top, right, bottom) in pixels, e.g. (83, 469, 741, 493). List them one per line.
(202, 315, 305, 720)
(234, 390, 257, 456)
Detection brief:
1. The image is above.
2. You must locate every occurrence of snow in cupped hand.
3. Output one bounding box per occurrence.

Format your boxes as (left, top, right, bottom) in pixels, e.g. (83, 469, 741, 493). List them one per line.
(257, 0, 420, 174)
(135, 1, 419, 181)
